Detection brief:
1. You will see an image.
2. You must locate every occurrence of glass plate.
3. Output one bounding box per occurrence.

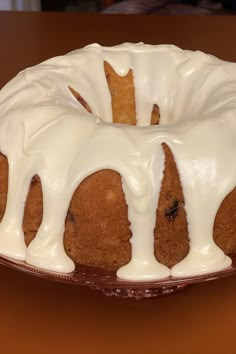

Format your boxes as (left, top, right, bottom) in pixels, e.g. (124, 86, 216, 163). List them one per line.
(0, 254, 235, 300)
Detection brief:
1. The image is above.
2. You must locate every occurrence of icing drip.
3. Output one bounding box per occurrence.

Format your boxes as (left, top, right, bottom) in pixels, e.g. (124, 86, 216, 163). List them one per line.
(0, 43, 235, 280)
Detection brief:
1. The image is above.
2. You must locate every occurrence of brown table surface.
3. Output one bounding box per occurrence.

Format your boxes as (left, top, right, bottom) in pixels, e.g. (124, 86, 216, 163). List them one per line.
(1, 12, 236, 354)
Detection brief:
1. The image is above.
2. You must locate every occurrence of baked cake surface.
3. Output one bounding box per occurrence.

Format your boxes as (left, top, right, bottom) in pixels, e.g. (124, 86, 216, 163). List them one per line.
(0, 43, 236, 281)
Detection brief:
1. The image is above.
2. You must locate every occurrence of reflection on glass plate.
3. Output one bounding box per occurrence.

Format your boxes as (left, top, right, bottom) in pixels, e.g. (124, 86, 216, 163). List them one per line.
(0, 255, 235, 300)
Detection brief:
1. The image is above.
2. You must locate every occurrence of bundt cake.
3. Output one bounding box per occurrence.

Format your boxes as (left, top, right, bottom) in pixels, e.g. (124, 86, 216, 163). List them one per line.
(0, 43, 236, 281)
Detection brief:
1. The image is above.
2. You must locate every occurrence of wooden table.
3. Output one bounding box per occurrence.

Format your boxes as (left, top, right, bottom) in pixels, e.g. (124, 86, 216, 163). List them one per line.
(1, 12, 236, 354)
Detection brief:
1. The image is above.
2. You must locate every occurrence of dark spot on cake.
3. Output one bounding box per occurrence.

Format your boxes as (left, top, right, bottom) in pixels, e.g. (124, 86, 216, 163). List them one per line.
(165, 200, 179, 221)
(67, 211, 75, 223)
(111, 88, 117, 95)
(30, 175, 38, 187)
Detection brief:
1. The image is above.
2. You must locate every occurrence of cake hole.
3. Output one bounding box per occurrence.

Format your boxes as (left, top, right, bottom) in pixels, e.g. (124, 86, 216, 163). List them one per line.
(70, 62, 159, 127)
(23, 175, 43, 246)
(0, 153, 8, 222)
(68, 86, 92, 113)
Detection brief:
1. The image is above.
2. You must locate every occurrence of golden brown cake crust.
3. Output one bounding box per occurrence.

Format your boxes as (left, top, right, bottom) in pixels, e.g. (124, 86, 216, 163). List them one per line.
(104, 61, 136, 126)
(1, 62, 236, 271)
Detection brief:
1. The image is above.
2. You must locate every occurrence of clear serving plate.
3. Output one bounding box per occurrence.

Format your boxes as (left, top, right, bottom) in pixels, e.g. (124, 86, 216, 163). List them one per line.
(0, 254, 235, 300)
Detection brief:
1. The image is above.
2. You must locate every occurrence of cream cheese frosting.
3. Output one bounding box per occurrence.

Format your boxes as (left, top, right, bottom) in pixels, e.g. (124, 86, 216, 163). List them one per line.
(0, 43, 235, 280)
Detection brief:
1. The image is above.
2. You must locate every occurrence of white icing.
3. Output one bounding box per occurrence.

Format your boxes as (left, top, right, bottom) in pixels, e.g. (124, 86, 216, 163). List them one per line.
(0, 43, 235, 280)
